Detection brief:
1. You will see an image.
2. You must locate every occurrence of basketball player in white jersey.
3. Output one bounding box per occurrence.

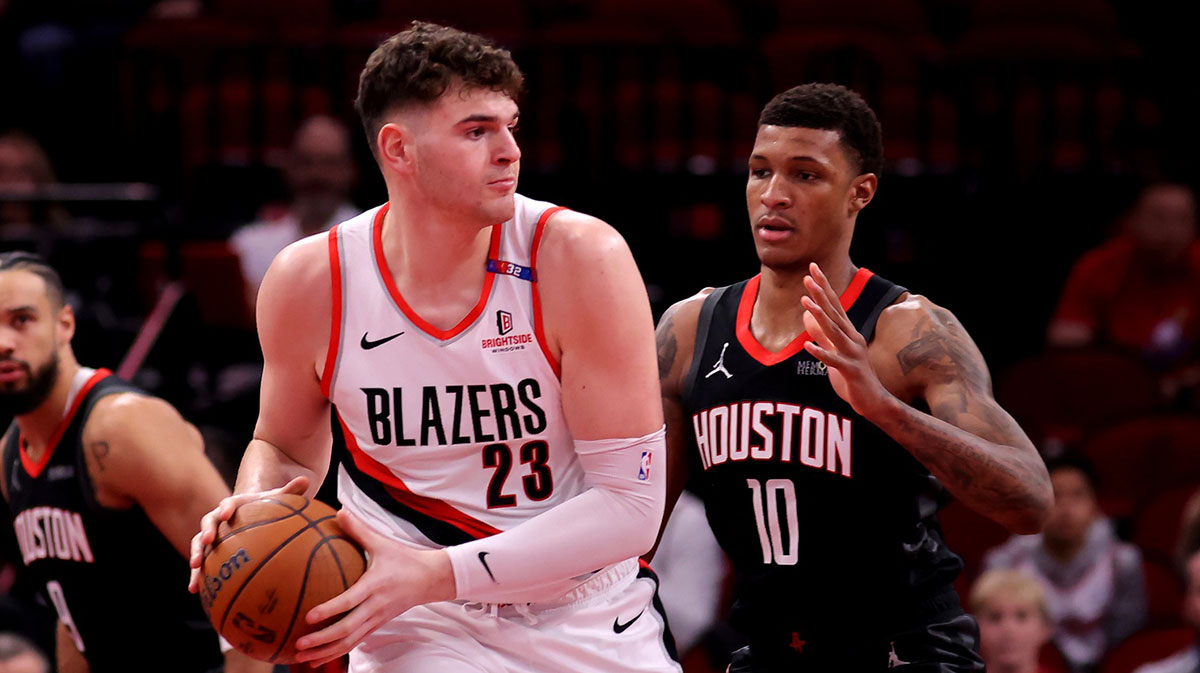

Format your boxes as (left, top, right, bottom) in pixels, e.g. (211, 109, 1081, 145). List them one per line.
(187, 22, 679, 673)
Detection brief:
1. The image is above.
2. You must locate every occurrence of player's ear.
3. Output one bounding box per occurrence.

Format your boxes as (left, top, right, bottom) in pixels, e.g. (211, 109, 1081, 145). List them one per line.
(57, 302, 75, 345)
(848, 173, 877, 215)
(377, 121, 416, 176)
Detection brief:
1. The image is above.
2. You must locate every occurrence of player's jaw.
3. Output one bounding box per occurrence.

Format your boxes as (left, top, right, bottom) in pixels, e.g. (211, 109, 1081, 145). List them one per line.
(0, 352, 59, 415)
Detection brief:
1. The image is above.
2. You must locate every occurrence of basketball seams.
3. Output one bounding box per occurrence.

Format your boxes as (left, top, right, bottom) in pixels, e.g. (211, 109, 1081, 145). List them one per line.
(204, 496, 366, 663)
(213, 512, 337, 636)
(269, 535, 352, 662)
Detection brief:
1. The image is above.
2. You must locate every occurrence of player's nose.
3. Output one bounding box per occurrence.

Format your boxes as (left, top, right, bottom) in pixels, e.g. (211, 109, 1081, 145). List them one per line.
(494, 129, 521, 165)
(760, 174, 791, 209)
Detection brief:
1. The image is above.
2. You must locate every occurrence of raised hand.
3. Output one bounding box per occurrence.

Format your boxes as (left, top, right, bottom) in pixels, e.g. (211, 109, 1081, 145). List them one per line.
(800, 262, 896, 420)
(292, 509, 456, 666)
(187, 476, 310, 594)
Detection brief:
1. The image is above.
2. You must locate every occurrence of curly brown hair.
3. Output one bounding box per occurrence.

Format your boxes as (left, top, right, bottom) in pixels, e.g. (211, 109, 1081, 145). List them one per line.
(355, 22, 525, 155)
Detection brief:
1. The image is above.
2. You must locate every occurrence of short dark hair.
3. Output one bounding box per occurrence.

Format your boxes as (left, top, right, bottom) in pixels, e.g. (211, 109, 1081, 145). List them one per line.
(1044, 452, 1100, 493)
(0, 251, 65, 308)
(354, 22, 525, 155)
(758, 83, 884, 177)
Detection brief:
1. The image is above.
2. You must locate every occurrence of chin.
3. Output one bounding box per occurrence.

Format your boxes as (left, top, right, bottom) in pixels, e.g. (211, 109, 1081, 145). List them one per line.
(484, 197, 517, 224)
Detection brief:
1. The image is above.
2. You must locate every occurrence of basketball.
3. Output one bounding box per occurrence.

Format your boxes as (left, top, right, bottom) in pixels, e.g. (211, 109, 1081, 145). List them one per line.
(199, 494, 367, 663)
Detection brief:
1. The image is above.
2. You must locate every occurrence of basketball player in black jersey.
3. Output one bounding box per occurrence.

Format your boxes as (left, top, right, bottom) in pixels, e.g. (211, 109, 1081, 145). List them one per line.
(654, 84, 1054, 671)
(0, 252, 270, 673)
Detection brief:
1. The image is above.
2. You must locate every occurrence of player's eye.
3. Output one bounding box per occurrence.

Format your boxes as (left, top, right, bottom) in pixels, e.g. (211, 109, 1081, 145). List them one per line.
(750, 168, 770, 179)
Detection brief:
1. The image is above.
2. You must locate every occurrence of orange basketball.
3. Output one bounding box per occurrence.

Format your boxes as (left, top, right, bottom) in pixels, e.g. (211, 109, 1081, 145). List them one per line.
(199, 494, 367, 663)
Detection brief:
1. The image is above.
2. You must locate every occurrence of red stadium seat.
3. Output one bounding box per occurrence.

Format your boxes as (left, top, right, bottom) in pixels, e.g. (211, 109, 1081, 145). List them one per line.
(1083, 416, 1200, 519)
(1099, 626, 1193, 673)
(995, 348, 1160, 454)
(1135, 486, 1200, 567)
(1142, 557, 1184, 627)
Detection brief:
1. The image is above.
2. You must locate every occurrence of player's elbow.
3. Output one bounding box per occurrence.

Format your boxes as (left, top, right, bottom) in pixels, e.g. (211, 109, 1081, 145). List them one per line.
(1001, 491, 1053, 535)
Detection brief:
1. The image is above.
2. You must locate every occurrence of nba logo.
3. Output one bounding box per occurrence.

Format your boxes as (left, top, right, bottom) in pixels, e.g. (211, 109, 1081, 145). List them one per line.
(638, 451, 651, 481)
(497, 310, 513, 335)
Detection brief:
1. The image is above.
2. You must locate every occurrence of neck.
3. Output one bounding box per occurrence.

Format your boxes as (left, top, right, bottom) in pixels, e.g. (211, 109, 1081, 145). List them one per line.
(15, 356, 82, 455)
(1043, 533, 1087, 564)
(381, 196, 495, 287)
(754, 257, 858, 331)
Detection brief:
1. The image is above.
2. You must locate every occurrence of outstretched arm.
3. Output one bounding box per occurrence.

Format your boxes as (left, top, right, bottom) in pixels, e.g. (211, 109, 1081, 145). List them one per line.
(800, 263, 1052, 533)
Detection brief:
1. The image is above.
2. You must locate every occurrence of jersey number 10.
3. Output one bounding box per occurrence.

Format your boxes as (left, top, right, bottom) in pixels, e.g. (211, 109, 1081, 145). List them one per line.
(747, 478, 799, 565)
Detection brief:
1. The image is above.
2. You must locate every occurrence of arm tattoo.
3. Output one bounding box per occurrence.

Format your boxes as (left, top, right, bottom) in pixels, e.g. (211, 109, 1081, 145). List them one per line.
(655, 309, 678, 383)
(89, 441, 111, 471)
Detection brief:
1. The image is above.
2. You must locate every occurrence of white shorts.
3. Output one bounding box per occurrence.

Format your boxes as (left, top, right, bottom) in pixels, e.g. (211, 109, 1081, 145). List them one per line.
(349, 559, 682, 673)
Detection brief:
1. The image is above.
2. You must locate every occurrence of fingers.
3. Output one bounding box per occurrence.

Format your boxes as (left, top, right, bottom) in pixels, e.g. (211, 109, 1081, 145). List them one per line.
(335, 509, 384, 552)
(295, 615, 379, 665)
(276, 475, 310, 497)
(306, 567, 374, 625)
(801, 296, 858, 354)
(805, 263, 858, 335)
(187, 478, 311, 593)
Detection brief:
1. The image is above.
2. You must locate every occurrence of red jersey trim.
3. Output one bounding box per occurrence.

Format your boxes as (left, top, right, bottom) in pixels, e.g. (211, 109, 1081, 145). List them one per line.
(320, 224, 342, 399)
(372, 203, 502, 341)
(530, 206, 567, 378)
(20, 368, 112, 479)
(335, 414, 502, 540)
(736, 268, 875, 367)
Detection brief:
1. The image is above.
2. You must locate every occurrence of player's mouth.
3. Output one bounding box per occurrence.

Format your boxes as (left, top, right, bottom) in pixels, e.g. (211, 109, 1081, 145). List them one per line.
(756, 215, 794, 242)
(487, 176, 517, 193)
(0, 360, 29, 384)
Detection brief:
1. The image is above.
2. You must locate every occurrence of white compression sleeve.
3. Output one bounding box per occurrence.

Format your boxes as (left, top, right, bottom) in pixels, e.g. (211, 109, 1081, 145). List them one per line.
(445, 426, 666, 603)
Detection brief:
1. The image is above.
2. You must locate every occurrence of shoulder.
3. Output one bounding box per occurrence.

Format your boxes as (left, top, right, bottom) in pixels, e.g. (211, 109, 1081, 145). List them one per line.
(536, 209, 631, 269)
(875, 293, 969, 350)
(1113, 539, 1146, 569)
(983, 534, 1039, 569)
(660, 288, 716, 336)
(256, 231, 334, 331)
(84, 391, 194, 444)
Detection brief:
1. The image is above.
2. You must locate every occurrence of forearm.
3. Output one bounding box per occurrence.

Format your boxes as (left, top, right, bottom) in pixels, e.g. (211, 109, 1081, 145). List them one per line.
(446, 428, 665, 603)
(870, 396, 1052, 533)
(233, 438, 326, 497)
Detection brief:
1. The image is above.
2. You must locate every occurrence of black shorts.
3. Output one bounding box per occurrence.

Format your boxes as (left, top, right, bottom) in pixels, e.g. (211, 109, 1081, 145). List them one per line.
(727, 610, 985, 672)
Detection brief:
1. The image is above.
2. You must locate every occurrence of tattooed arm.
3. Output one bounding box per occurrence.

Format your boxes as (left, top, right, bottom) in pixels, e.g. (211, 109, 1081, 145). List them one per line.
(875, 299, 1052, 532)
(81, 392, 233, 557)
(799, 264, 1051, 533)
(645, 290, 711, 561)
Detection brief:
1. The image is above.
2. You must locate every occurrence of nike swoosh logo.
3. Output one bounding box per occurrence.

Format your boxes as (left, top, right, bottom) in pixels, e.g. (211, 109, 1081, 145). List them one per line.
(360, 331, 405, 350)
(613, 609, 645, 633)
(478, 551, 497, 583)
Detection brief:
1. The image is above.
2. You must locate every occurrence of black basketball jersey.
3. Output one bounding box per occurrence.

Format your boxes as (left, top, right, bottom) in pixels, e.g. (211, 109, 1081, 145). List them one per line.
(3, 369, 223, 673)
(681, 269, 964, 652)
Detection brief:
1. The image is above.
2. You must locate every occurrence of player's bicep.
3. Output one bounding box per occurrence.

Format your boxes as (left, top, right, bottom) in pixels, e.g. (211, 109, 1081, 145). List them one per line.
(252, 237, 333, 467)
(901, 305, 1035, 451)
(547, 225, 662, 440)
(90, 397, 231, 556)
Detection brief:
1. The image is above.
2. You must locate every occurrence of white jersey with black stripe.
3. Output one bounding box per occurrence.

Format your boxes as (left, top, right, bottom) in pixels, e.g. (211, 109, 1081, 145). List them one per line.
(321, 195, 584, 552)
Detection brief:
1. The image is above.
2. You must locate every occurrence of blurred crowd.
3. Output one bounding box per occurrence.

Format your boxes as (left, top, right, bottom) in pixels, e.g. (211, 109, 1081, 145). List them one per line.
(2, 1, 1200, 672)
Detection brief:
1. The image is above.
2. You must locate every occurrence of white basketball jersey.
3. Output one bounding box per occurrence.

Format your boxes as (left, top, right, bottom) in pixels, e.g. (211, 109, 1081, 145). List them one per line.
(321, 195, 584, 551)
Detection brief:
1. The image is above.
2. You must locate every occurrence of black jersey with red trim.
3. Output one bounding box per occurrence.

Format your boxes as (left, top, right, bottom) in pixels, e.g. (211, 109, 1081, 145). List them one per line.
(681, 270, 964, 650)
(2, 370, 222, 673)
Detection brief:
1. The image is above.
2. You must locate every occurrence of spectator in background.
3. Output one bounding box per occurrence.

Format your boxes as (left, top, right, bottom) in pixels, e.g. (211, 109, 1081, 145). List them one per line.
(985, 455, 1147, 672)
(1048, 182, 1200, 398)
(0, 633, 48, 673)
(1132, 548, 1200, 673)
(0, 131, 64, 231)
(970, 569, 1056, 673)
(229, 115, 358, 310)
